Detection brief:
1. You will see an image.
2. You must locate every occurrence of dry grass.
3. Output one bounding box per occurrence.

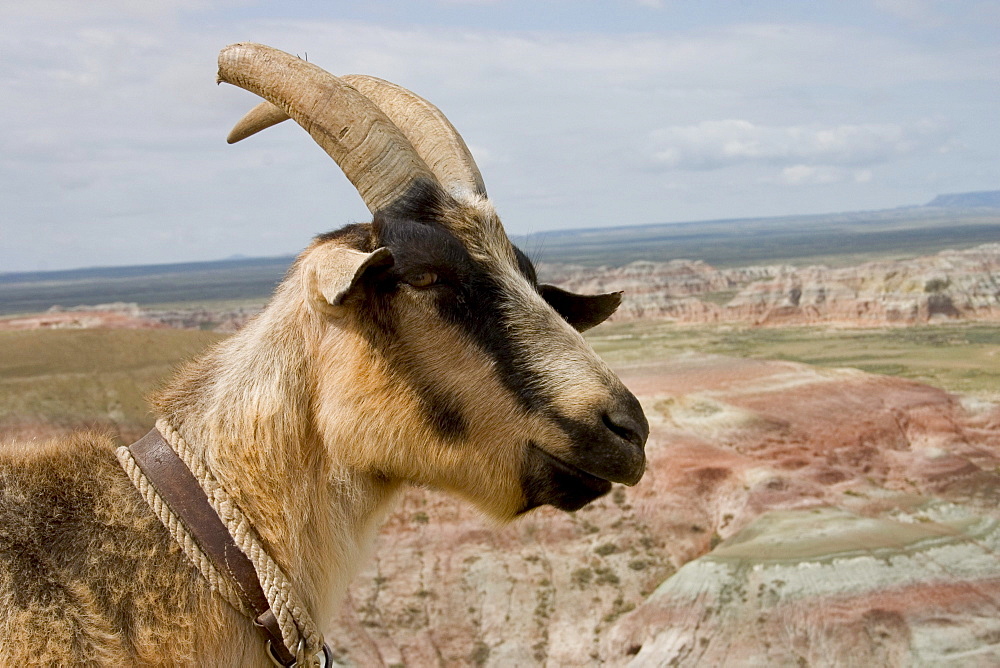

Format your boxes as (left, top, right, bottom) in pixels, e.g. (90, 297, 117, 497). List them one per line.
(0, 329, 223, 441)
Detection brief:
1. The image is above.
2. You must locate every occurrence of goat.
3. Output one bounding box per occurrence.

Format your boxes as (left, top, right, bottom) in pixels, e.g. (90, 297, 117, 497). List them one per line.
(0, 43, 647, 666)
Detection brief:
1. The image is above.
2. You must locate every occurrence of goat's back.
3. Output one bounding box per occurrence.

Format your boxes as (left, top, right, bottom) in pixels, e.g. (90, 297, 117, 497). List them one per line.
(0, 432, 243, 665)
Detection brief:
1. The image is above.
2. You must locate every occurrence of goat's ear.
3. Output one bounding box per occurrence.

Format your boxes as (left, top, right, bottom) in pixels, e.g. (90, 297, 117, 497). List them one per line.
(539, 284, 622, 332)
(305, 246, 394, 316)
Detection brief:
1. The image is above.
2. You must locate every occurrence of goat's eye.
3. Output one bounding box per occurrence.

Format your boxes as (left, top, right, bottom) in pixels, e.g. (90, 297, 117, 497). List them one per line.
(406, 272, 438, 288)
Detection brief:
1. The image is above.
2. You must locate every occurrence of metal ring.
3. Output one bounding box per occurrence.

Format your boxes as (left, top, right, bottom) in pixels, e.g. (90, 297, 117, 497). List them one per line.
(265, 639, 293, 667)
(266, 639, 333, 667)
(320, 643, 333, 668)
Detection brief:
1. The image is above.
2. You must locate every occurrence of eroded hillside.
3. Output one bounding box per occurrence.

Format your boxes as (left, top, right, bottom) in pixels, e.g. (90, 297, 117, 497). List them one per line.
(542, 243, 1000, 327)
(327, 355, 1000, 665)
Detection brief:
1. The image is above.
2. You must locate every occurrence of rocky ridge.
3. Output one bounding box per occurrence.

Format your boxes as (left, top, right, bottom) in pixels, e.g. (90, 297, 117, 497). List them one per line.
(0, 303, 259, 332)
(4, 244, 999, 333)
(540, 243, 1000, 327)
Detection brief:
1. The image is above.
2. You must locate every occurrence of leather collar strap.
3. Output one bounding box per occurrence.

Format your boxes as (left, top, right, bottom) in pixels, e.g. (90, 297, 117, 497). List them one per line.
(128, 428, 310, 666)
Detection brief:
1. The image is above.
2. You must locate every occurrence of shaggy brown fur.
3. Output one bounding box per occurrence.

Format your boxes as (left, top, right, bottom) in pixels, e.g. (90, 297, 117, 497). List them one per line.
(0, 433, 255, 665)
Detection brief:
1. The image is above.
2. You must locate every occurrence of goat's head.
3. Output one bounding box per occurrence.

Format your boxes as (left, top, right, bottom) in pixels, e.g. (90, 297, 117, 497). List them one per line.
(218, 43, 647, 520)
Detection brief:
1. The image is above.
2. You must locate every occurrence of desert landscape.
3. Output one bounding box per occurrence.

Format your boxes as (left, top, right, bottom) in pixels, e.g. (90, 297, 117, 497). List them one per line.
(2, 203, 1000, 666)
(4, 0, 998, 662)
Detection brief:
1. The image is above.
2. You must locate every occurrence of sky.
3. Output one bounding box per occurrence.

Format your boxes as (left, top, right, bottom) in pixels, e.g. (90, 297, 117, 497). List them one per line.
(1, 1, 997, 272)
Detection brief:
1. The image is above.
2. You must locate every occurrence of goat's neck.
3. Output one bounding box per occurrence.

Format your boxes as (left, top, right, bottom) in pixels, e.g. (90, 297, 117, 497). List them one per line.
(152, 293, 401, 623)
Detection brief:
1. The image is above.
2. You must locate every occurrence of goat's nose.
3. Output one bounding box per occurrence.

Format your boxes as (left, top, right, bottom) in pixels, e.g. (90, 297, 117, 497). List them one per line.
(602, 411, 647, 449)
(558, 390, 648, 486)
(592, 393, 648, 486)
(602, 395, 649, 449)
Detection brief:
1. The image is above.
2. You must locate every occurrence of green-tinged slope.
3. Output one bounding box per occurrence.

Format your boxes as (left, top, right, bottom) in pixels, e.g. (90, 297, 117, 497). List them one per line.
(0, 329, 224, 439)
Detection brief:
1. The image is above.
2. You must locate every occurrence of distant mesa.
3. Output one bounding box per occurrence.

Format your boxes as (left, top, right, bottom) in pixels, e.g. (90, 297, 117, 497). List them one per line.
(925, 190, 1000, 208)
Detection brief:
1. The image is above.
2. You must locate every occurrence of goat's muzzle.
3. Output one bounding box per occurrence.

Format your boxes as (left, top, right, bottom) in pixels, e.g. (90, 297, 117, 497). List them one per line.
(520, 389, 648, 513)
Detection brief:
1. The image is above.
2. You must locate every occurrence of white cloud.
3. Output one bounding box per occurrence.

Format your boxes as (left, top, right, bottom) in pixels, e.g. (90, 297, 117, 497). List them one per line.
(776, 165, 875, 186)
(873, 0, 946, 27)
(0, 0, 248, 21)
(0, 5, 994, 270)
(649, 119, 944, 171)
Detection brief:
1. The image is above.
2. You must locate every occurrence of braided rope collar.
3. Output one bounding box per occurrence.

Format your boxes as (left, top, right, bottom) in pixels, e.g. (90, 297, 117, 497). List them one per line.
(116, 420, 330, 667)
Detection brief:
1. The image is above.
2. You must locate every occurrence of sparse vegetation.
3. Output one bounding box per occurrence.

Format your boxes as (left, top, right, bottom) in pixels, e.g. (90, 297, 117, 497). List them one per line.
(595, 542, 617, 556)
(571, 567, 593, 587)
(612, 487, 627, 506)
(470, 641, 490, 666)
(924, 277, 950, 293)
(588, 321, 1000, 398)
(594, 567, 620, 586)
(700, 290, 739, 306)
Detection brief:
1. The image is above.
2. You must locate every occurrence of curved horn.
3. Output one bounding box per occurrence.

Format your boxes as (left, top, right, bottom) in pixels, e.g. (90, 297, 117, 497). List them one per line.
(226, 74, 487, 199)
(217, 42, 438, 214)
(225, 100, 290, 144)
(341, 75, 486, 199)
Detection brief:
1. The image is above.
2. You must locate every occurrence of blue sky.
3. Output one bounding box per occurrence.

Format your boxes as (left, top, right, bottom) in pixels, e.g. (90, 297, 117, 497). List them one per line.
(1, 0, 997, 271)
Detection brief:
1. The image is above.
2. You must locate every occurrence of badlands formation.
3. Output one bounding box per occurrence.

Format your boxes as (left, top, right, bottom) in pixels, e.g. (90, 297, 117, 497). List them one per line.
(327, 357, 1000, 666)
(0, 244, 1000, 332)
(543, 243, 1000, 327)
(3, 244, 1000, 665)
(5, 243, 1000, 332)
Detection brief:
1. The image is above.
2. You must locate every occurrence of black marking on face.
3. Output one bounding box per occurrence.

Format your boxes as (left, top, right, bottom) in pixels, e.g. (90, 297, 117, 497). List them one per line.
(548, 405, 647, 486)
(351, 269, 471, 443)
(361, 192, 563, 432)
(407, 377, 469, 441)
